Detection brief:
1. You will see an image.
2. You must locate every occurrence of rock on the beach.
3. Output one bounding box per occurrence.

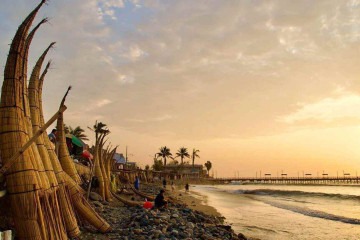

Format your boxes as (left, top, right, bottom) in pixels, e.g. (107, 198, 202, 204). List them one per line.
(238, 232, 248, 240)
(133, 228, 143, 234)
(89, 192, 103, 201)
(187, 222, 195, 229)
(79, 183, 249, 240)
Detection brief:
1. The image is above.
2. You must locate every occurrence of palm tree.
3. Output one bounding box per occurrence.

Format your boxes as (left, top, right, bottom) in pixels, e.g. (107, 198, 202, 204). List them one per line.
(69, 126, 89, 141)
(191, 148, 200, 168)
(204, 161, 212, 175)
(93, 121, 108, 135)
(176, 147, 190, 165)
(156, 146, 172, 166)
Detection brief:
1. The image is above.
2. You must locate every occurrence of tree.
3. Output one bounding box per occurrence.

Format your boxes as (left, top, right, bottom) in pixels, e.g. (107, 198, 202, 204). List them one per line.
(156, 146, 172, 166)
(69, 126, 89, 141)
(152, 159, 164, 171)
(204, 161, 212, 175)
(175, 147, 190, 165)
(169, 159, 179, 165)
(191, 148, 200, 167)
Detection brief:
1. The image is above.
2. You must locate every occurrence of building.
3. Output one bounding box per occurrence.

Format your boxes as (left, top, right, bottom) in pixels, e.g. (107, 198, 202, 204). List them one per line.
(163, 164, 206, 179)
(113, 153, 126, 170)
(112, 153, 139, 170)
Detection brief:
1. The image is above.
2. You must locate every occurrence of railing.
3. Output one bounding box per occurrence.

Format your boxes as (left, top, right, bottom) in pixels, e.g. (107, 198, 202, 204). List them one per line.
(212, 176, 360, 182)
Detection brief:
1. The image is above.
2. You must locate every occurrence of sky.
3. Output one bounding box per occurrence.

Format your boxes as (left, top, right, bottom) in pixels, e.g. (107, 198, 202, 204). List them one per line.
(1, 0, 360, 177)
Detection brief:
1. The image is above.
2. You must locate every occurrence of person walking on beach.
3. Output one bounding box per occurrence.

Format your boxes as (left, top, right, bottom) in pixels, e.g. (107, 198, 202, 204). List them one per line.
(134, 176, 140, 190)
(162, 178, 167, 189)
(185, 183, 189, 192)
(154, 189, 168, 209)
(171, 181, 175, 191)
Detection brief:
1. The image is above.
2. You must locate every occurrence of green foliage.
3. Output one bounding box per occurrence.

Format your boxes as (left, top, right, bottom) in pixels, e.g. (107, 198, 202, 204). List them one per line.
(191, 149, 200, 167)
(204, 161, 212, 174)
(176, 147, 190, 165)
(152, 159, 164, 171)
(93, 121, 109, 135)
(156, 146, 172, 166)
(70, 126, 89, 141)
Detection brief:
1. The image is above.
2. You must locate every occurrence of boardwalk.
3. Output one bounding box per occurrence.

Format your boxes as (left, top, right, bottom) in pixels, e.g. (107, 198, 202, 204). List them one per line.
(211, 176, 360, 185)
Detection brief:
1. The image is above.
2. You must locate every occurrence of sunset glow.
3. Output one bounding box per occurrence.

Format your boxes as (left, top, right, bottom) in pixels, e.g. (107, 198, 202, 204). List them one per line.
(2, 0, 360, 177)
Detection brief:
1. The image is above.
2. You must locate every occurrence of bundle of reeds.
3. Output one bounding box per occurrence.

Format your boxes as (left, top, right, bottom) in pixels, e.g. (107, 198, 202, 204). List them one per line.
(56, 110, 82, 184)
(0, 1, 111, 238)
(99, 143, 112, 201)
(22, 17, 51, 195)
(130, 185, 155, 201)
(111, 191, 142, 207)
(0, 1, 64, 239)
(104, 145, 117, 199)
(74, 162, 91, 180)
(91, 122, 108, 200)
(55, 89, 111, 233)
(29, 48, 80, 238)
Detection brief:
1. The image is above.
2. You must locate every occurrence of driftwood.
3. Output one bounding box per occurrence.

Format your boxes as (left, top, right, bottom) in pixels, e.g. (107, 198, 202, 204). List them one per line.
(110, 191, 142, 207)
(130, 186, 155, 201)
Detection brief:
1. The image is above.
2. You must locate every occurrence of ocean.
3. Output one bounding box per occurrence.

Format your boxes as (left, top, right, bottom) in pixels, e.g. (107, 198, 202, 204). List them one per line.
(191, 184, 360, 240)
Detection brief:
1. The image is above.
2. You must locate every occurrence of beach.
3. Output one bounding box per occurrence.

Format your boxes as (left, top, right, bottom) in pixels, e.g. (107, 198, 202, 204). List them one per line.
(79, 182, 248, 240)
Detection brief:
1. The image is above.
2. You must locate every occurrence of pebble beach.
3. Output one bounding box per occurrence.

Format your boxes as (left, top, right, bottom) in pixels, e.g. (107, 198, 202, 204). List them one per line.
(79, 183, 249, 240)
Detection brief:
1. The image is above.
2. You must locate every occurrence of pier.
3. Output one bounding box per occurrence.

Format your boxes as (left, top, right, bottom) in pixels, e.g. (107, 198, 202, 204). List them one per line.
(211, 176, 360, 185)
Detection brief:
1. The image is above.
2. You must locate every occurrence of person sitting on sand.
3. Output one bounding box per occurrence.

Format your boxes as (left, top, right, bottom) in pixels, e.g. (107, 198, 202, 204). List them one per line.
(154, 189, 168, 209)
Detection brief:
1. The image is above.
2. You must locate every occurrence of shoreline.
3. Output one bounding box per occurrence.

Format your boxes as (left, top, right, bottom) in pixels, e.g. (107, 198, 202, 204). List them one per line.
(165, 184, 222, 218)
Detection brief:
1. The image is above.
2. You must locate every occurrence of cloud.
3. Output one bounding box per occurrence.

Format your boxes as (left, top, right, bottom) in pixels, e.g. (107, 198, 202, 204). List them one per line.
(98, 0, 125, 19)
(126, 114, 174, 123)
(117, 74, 135, 84)
(96, 99, 112, 107)
(124, 45, 147, 61)
(3, 0, 360, 143)
(278, 91, 360, 124)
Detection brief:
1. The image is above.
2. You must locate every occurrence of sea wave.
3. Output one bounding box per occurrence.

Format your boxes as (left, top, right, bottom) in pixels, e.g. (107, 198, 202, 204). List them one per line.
(258, 199, 360, 225)
(234, 189, 360, 201)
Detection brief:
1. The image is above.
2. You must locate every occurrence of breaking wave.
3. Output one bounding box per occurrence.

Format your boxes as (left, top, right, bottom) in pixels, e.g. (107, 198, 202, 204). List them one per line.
(234, 189, 360, 201)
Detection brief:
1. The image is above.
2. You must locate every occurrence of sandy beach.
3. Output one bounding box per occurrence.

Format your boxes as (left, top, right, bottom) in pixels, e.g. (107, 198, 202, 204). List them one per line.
(163, 184, 222, 217)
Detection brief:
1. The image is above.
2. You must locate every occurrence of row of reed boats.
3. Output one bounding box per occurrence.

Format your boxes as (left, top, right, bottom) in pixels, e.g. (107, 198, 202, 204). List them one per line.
(0, 1, 125, 239)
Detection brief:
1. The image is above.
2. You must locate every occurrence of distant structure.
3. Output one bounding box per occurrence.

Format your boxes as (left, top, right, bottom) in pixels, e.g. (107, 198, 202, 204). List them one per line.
(113, 153, 126, 170)
(162, 164, 207, 179)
